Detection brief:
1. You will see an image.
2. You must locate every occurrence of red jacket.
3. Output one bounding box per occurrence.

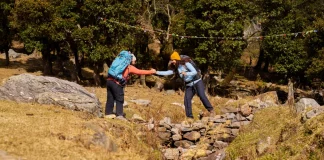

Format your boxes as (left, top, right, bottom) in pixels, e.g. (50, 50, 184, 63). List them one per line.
(122, 65, 154, 80)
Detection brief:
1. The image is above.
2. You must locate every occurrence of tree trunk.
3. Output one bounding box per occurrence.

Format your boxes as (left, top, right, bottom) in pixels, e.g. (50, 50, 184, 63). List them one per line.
(41, 46, 53, 75)
(74, 51, 82, 79)
(55, 44, 64, 74)
(80, 52, 85, 67)
(93, 62, 101, 86)
(221, 68, 236, 86)
(202, 69, 210, 96)
(69, 41, 82, 82)
(287, 78, 296, 114)
(140, 75, 146, 87)
(255, 48, 264, 70)
(263, 58, 269, 72)
(4, 47, 9, 66)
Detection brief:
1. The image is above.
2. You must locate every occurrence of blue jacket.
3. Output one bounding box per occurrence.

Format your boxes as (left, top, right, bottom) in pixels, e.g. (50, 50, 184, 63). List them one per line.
(156, 62, 201, 86)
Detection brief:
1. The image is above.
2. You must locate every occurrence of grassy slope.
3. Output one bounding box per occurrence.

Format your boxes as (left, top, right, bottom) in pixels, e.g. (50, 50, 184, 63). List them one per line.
(0, 100, 163, 160)
(226, 107, 324, 160)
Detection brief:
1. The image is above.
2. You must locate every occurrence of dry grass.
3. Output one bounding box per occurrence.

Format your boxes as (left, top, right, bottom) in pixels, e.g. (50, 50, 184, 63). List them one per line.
(0, 54, 231, 159)
(226, 106, 324, 160)
(0, 100, 163, 160)
(86, 84, 222, 123)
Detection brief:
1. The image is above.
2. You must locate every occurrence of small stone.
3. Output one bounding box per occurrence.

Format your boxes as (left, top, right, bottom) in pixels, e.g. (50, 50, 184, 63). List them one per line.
(172, 134, 182, 141)
(229, 122, 241, 128)
(181, 127, 193, 132)
(104, 114, 116, 119)
(174, 140, 194, 148)
(220, 107, 239, 113)
(246, 114, 254, 121)
(183, 131, 201, 141)
(147, 124, 154, 131)
(158, 132, 171, 141)
(164, 148, 179, 160)
(158, 127, 167, 132)
(171, 128, 180, 135)
(166, 90, 176, 95)
(256, 137, 271, 155)
(240, 103, 252, 116)
(226, 113, 236, 119)
(211, 118, 226, 123)
(213, 141, 228, 149)
(129, 99, 151, 106)
(131, 114, 145, 123)
(231, 129, 240, 136)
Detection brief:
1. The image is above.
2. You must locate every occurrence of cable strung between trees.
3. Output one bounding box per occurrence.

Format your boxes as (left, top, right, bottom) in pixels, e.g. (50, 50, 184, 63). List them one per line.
(99, 17, 318, 41)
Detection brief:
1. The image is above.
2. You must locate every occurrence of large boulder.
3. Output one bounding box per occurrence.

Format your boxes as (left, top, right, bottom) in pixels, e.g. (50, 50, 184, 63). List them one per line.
(8, 49, 22, 59)
(295, 98, 320, 113)
(249, 91, 279, 109)
(0, 74, 103, 117)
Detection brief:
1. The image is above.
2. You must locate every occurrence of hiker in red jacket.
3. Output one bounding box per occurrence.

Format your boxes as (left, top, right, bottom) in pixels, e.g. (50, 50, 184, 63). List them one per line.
(105, 54, 156, 121)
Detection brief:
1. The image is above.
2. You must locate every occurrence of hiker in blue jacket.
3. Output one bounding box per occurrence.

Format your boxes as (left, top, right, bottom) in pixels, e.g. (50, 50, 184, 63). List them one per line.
(155, 51, 215, 119)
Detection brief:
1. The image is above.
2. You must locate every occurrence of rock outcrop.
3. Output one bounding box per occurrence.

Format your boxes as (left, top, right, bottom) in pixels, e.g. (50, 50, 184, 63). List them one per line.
(0, 74, 102, 117)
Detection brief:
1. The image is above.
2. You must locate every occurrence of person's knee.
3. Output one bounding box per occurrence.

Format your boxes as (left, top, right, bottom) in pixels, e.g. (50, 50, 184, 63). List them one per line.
(116, 97, 124, 103)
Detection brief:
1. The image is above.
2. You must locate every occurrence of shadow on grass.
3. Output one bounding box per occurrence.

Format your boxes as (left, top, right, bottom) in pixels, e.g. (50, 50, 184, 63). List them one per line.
(0, 55, 43, 72)
(0, 55, 99, 87)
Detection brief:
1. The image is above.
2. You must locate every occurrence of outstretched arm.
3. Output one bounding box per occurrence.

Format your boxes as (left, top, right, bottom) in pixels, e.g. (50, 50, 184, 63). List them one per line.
(128, 65, 156, 75)
(156, 70, 174, 76)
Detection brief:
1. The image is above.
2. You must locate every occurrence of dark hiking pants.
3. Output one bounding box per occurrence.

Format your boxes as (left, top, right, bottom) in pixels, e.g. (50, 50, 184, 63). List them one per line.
(184, 80, 214, 118)
(105, 80, 124, 116)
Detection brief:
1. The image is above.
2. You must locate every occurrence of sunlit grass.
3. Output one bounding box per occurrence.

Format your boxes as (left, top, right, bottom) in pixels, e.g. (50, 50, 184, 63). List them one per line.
(226, 107, 324, 160)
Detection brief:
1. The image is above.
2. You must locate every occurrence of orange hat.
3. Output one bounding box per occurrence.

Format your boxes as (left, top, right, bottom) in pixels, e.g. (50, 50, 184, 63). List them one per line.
(170, 51, 181, 60)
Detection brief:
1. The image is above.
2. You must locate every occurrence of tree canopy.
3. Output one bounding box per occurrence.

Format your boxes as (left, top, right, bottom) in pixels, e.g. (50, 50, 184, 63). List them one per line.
(1, 0, 324, 88)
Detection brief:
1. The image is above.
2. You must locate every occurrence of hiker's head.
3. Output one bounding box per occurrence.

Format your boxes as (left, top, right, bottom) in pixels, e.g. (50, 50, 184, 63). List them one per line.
(130, 53, 136, 64)
(170, 51, 180, 64)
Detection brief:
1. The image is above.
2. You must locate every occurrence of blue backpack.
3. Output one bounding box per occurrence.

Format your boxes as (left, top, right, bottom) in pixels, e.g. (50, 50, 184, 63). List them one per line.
(108, 50, 132, 85)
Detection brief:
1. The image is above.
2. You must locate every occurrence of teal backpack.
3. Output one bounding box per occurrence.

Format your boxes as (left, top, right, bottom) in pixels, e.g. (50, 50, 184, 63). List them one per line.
(108, 50, 132, 85)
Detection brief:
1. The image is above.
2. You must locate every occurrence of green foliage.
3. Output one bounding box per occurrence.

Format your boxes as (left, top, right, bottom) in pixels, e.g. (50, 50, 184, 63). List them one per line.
(305, 49, 324, 80)
(10, 0, 144, 63)
(305, 19, 324, 81)
(0, 0, 14, 51)
(4, 0, 324, 85)
(79, 0, 142, 62)
(10, 0, 61, 51)
(256, 0, 324, 80)
(172, 0, 248, 72)
(263, 38, 308, 75)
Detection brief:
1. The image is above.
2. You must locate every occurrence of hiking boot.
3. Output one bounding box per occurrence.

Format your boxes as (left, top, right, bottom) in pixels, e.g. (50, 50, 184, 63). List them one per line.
(187, 118, 194, 123)
(184, 117, 194, 125)
(200, 110, 211, 117)
(116, 116, 128, 121)
(104, 114, 116, 119)
(209, 110, 215, 117)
